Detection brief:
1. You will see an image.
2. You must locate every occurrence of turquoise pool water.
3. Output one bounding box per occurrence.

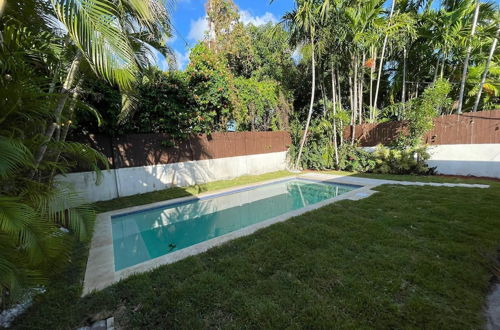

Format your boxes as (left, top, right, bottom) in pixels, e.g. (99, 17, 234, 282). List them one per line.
(111, 179, 359, 270)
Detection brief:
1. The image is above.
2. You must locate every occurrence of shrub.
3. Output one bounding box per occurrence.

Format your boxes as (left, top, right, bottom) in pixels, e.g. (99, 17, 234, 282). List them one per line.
(392, 79, 452, 148)
(372, 144, 434, 175)
(337, 144, 376, 172)
(186, 43, 236, 131)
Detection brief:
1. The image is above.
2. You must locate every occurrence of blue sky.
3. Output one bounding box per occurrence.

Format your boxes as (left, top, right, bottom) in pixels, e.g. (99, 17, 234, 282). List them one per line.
(158, 0, 295, 70)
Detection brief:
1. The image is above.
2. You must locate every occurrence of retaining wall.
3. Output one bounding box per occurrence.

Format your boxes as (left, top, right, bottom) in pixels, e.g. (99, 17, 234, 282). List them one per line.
(58, 132, 291, 202)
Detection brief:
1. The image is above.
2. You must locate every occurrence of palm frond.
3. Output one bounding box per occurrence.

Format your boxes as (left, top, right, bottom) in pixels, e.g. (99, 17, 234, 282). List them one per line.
(51, 0, 139, 88)
(0, 137, 33, 178)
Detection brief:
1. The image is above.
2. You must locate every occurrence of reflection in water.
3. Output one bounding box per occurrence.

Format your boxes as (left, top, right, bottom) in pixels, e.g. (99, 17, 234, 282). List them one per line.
(112, 179, 356, 270)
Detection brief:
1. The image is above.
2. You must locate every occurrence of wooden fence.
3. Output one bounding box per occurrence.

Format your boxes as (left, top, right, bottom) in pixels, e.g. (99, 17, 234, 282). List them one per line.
(343, 110, 500, 146)
(73, 131, 292, 169)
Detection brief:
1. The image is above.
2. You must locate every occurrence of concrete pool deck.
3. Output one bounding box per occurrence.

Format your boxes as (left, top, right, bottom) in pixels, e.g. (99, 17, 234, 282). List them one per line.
(82, 173, 490, 295)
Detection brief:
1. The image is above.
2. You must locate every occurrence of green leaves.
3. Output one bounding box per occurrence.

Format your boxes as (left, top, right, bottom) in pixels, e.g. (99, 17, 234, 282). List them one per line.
(51, 0, 138, 88)
(0, 137, 33, 179)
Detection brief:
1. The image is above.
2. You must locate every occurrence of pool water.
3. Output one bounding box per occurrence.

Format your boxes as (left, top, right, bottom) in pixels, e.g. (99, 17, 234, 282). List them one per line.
(111, 179, 358, 270)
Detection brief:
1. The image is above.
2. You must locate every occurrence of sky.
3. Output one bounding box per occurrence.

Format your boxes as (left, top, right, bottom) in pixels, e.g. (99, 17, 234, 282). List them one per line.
(157, 0, 295, 71)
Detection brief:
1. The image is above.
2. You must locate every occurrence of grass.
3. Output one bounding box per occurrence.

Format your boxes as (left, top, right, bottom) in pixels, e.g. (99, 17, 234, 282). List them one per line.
(12, 172, 500, 329)
(320, 169, 499, 185)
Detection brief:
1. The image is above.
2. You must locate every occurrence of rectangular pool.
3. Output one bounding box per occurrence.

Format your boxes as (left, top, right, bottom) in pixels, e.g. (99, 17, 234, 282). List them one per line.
(111, 178, 359, 270)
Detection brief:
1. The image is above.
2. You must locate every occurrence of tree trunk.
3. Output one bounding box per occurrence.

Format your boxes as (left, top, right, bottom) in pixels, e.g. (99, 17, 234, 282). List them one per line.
(472, 25, 499, 112)
(49, 79, 83, 182)
(373, 0, 396, 111)
(401, 47, 407, 120)
(331, 62, 339, 167)
(440, 49, 446, 79)
(369, 46, 375, 121)
(295, 31, 316, 170)
(349, 73, 355, 146)
(457, 0, 480, 114)
(433, 56, 441, 82)
(336, 69, 344, 146)
(33, 53, 81, 169)
(358, 52, 365, 124)
(353, 55, 358, 126)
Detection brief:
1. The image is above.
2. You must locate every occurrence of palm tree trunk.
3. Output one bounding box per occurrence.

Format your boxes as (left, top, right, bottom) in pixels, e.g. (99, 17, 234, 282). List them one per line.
(331, 62, 339, 167)
(472, 25, 499, 112)
(440, 53, 445, 79)
(353, 55, 358, 126)
(457, 0, 480, 114)
(34, 53, 81, 169)
(401, 47, 407, 119)
(358, 52, 365, 124)
(336, 69, 344, 146)
(349, 67, 356, 146)
(49, 79, 83, 182)
(369, 46, 375, 121)
(373, 0, 396, 111)
(295, 31, 316, 170)
(433, 56, 441, 82)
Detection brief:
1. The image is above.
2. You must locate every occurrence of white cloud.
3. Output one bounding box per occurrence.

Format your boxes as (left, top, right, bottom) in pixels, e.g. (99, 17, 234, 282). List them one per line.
(187, 10, 277, 41)
(174, 50, 190, 70)
(239, 10, 277, 26)
(188, 16, 208, 41)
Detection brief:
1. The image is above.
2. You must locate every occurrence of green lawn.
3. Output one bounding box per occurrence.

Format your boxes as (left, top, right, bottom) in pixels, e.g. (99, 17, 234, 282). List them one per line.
(12, 171, 500, 329)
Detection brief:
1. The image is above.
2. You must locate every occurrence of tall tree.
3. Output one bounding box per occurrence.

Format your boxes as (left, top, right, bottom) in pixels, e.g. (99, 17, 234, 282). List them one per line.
(282, 0, 322, 170)
(472, 24, 499, 112)
(457, 0, 481, 113)
(373, 0, 396, 111)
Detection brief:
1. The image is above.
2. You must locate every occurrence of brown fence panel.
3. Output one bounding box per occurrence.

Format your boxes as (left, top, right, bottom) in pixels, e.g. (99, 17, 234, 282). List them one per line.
(424, 110, 500, 144)
(345, 110, 500, 146)
(343, 121, 406, 146)
(112, 133, 193, 168)
(71, 131, 291, 169)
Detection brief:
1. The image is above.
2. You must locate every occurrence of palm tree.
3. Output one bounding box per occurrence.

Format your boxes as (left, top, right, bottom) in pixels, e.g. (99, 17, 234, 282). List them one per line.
(0, 22, 109, 302)
(472, 23, 499, 112)
(457, 0, 480, 114)
(32, 0, 173, 169)
(281, 0, 322, 170)
(373, 0, 396, 111)
(0, 0, 172, 304)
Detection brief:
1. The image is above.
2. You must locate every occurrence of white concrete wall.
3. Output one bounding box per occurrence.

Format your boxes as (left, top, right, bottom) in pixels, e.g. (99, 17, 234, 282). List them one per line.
(426, 144, 500, 178)
(364, 144, 500, 179)
(57, 151, 288, 202)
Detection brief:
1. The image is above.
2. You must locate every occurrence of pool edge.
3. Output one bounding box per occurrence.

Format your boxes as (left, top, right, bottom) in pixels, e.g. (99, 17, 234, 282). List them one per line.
(82, 174, 376, 296)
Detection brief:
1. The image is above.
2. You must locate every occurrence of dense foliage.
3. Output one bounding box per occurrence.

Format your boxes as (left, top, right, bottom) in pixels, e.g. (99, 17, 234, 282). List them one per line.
(288, 78, 442, 174)
(0, 0, 172, 305)
(77, 36, 294, 136)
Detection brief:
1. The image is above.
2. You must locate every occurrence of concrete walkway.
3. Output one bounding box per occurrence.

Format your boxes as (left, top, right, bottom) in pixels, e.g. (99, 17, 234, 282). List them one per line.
(487, 284, 500, 330)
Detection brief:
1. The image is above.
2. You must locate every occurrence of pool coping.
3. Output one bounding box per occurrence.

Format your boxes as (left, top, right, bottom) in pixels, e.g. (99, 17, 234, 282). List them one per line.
(82, 173, 489, 295)
(82, 175, 377, 295)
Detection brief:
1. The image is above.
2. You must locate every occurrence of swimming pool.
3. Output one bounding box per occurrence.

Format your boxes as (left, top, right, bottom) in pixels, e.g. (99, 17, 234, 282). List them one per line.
(111, 178, 359, 271)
